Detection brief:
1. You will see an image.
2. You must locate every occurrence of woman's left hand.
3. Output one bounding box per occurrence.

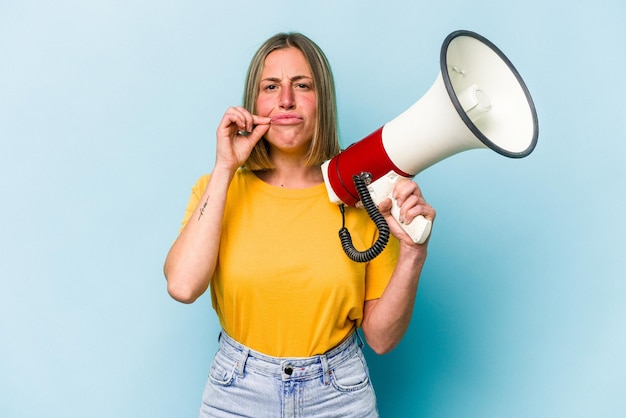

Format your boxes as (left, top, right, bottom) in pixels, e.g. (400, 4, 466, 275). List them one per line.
(377, 178, 436, 247)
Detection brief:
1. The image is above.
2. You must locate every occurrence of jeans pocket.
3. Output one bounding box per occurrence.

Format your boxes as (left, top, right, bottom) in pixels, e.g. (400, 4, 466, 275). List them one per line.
(330, 353, 371, 392)
(208, 351, 237, 387)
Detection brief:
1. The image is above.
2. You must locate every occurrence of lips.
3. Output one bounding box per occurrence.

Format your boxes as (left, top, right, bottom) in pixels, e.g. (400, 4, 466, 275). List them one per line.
(270, 114, 303, 125)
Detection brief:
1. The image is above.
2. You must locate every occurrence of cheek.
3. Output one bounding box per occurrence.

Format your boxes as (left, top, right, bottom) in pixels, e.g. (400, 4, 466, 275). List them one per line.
(303, 97, 317, 117)
(255, 95, 273, 116)
(255, 102, 269, 116)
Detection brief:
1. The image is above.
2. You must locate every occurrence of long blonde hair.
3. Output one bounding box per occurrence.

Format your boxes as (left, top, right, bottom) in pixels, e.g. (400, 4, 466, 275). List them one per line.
(242, 33, 340, 170)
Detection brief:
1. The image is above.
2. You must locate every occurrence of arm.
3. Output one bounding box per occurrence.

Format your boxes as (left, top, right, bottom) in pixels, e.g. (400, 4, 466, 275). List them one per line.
(163, 107, 270, 303)
(360, 179, 436, 354)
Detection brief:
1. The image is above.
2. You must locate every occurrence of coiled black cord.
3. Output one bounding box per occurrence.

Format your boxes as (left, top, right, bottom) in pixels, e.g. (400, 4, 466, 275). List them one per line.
(338, 173, 390, 263)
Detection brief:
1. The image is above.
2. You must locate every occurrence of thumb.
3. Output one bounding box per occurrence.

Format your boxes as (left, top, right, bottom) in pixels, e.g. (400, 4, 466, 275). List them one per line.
(246, 118, 271, 143)
(377, 197, 393, 217)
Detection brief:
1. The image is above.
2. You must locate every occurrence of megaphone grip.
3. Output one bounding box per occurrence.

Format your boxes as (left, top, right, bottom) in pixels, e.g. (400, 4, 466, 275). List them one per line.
(390, 203, 433, 244)
(367, 171, 432, 244)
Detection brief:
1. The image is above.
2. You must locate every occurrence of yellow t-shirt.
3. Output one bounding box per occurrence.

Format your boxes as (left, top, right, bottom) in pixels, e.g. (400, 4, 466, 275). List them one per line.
(180, 168, 399, 357)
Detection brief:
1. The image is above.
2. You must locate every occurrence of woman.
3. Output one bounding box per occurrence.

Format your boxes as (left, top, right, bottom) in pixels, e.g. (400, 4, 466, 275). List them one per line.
(164, 32, 435, 417)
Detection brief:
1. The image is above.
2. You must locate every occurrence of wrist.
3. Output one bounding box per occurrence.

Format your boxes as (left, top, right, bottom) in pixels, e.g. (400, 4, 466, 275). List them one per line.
(398, 241, 428, 264)
(211, 161, 238, 178)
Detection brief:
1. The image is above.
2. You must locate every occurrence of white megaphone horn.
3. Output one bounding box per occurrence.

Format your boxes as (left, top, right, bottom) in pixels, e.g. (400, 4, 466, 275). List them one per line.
(322, 30, 538, 261)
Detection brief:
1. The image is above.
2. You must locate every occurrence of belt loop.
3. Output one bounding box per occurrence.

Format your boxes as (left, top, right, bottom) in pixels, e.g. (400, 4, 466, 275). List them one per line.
(236, 347, 250, 377)
(320, 354, 330, 385)
(355, 329, 364, 348)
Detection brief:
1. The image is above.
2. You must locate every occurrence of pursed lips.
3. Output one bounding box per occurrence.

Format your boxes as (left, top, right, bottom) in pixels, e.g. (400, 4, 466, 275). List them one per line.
(270, 114, 303, 125)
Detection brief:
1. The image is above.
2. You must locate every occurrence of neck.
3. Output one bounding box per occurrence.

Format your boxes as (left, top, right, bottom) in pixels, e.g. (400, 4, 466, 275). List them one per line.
(255, 164, 323, 189)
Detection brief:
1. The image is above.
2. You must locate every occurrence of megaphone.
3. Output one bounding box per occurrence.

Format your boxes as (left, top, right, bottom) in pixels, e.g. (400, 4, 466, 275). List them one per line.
(322, 30, 538, 261)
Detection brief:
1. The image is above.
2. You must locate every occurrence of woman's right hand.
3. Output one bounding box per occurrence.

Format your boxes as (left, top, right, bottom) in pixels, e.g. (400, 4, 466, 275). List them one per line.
(165, 107, 270, 304)
(215, 106, 271, 171)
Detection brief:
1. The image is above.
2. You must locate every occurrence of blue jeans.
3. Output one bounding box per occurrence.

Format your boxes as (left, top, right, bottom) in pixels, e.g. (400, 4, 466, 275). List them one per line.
(199, 331, 379, 417)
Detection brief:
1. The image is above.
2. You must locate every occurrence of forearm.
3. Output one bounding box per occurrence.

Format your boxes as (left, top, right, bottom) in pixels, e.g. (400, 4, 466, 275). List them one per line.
(163, 166, 234, 303)
(361, 244, 427, 354)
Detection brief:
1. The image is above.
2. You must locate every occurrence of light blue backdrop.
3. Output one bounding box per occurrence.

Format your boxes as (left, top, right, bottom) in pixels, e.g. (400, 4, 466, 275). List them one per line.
(1, 0, 624, 417)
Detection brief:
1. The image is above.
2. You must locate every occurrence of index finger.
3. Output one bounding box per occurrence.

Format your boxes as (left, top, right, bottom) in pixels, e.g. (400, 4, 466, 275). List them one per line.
(393, 179, 423, 205)
(237, 114, 271, 136)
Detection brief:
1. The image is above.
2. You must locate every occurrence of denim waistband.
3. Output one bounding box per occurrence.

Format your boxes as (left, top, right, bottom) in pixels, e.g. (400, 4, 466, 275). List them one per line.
(217, 330, 364, 383)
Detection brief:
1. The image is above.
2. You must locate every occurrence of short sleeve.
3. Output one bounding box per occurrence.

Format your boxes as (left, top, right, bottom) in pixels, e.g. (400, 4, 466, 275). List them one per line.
(363, 235, 400, 301)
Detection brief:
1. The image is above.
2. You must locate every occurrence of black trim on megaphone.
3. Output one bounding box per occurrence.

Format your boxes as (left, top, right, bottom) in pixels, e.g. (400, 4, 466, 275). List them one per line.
(441, 30, 539, 158)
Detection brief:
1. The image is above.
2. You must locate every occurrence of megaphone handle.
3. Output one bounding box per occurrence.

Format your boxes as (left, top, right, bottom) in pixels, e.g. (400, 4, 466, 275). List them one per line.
(367, 171, 432, 244)
(390, 201, 432, 244)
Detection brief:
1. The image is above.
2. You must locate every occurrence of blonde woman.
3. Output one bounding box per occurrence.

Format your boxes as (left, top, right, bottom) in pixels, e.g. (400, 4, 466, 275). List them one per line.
(164, 32, 435, 417)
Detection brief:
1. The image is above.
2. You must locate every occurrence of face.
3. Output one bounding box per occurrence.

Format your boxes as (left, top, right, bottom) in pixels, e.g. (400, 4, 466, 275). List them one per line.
(256, 47, 317, 156)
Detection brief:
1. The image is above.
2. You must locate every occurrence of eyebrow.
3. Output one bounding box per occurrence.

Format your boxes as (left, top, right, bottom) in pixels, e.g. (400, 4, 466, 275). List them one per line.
(261, 75, 313, 83)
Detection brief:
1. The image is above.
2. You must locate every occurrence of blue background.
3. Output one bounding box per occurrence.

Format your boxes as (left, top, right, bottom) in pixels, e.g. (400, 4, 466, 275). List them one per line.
(1, 0, 625, 417)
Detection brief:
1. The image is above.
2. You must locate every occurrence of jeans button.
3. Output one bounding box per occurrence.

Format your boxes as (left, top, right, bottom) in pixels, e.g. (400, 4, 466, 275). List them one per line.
(284, 366, 293, 376)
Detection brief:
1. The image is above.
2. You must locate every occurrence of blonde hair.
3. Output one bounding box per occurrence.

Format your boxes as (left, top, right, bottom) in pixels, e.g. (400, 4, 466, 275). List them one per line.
(242, 33, 340, 170)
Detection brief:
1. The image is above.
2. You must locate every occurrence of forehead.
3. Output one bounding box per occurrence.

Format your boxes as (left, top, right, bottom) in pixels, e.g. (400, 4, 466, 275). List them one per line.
(261, 47, 313, 78)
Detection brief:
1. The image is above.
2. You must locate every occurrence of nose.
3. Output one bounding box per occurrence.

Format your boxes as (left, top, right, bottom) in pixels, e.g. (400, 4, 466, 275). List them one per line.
(279, 85, 295, 109)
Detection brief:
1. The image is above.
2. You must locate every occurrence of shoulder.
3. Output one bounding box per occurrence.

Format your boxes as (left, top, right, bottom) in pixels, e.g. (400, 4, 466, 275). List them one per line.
(191, 168, 253, 195)
(191, 173, 210, 194)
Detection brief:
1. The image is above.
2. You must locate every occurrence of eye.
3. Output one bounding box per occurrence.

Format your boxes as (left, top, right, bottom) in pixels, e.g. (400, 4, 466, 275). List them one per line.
(295, 83, 311, 90)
